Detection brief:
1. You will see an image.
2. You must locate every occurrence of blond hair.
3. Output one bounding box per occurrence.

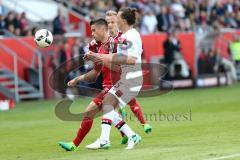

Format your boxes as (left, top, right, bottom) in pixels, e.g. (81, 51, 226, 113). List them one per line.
(106, 10, 117, 17)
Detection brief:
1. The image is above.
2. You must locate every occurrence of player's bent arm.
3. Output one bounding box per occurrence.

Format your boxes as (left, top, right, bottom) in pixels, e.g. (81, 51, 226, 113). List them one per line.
(84, 51, 137, 68)
(77, 69, 100, 82)
(100, 54, 137, 65)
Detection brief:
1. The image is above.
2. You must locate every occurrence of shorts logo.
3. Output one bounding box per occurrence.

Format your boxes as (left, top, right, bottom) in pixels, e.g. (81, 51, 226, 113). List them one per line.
(115, 90, 123, 97)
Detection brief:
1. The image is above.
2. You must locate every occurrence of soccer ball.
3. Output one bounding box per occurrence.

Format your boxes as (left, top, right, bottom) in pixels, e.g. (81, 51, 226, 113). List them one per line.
(34, 29, 53, 48)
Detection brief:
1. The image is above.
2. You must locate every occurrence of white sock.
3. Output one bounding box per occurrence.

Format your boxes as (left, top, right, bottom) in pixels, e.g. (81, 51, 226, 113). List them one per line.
(100, 123, 111, 142)
(120, 124, 135, 138)
(100, 105, 115, 142)
(112, 111, 135, 138)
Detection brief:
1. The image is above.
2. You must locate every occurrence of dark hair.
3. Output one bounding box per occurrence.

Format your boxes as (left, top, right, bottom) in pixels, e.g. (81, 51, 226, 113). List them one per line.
(119, 7, 137, 25)
(90, 18, 108, 28)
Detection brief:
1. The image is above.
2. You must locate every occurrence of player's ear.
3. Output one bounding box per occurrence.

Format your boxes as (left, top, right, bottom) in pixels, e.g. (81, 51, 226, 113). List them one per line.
(123, 19, 127, 25)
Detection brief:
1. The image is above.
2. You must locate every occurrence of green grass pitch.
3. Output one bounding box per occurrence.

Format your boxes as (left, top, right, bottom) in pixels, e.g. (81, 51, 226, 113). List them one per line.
(0, 84, 240, 160)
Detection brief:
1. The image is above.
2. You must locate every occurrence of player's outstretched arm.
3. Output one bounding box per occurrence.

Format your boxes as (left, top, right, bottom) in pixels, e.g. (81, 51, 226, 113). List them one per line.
(103, 54, 137, 65)
(67, 69, 100, 87)
(84, 51, 137, 66)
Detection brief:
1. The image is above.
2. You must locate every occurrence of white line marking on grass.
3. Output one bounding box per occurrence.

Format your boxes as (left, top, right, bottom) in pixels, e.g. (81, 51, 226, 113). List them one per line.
(205, 153, 240, 160)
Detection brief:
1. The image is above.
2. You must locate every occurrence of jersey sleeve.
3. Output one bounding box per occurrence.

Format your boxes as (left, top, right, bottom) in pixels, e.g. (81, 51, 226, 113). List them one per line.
(88, 39, 99, 52)
(88, 43, 97, 52)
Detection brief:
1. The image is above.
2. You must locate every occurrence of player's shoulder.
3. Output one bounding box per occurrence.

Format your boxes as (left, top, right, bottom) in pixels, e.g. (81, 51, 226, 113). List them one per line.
(125, 28, 142, 43)
(88, 39, 101, 47)
(126, 28, 140, 38)
(127, 28, 140, 35)
(88, 39, 102, 52)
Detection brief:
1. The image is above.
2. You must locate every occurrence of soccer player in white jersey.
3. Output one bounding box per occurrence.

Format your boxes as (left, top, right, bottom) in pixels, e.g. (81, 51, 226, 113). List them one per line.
(106, 10, 152, 144)
(85, 7, 144, 150)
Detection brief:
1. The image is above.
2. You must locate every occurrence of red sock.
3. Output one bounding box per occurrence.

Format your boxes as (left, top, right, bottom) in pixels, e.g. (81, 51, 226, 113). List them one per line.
(73, 117, 93, 147)
(128, 98, 146, 125)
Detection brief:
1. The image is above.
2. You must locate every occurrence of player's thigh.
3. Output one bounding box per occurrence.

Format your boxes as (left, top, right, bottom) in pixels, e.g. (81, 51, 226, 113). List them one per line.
(102, 93, 119, 109)
(108, 82, 140, 108)
(83, 101, 101, 118)
(92, 87, 110, 107)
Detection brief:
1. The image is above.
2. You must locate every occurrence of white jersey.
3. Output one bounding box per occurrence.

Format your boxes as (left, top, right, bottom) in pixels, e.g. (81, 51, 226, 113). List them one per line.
(117, 28, 142, 63)
(117, 28, 143, 89)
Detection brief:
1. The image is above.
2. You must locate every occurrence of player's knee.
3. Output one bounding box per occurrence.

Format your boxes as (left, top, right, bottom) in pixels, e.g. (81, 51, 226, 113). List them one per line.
(102, 93, 118, 107)
(84, 104, 100, 119)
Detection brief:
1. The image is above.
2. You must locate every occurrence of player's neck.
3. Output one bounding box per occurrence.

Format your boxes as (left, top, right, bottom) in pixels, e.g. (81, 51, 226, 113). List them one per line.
(110, 30, 118, 37)
(102, 34, 108, 44)
(122, 25, 133, 34)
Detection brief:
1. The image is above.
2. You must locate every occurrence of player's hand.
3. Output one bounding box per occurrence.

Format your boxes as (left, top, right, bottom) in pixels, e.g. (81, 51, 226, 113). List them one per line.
(83, 51, 93, 61)
(84, 51, 101, 62)
(67, 78, 78, 87)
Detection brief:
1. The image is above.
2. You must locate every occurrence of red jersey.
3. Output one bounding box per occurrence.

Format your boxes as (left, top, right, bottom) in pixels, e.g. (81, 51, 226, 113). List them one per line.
(88, 32, 122, 87)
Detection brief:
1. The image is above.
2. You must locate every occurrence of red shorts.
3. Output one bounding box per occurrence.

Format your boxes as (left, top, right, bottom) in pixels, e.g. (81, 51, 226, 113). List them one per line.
(92, 86, 111, 107)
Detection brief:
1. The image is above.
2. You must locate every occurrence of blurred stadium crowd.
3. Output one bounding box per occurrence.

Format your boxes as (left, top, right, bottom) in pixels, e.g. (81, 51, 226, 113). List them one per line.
(56, 0, 240, 34)
(0, 1, 38, 36)
(1, 0, 240, 36)
(0, 10, 36, 36)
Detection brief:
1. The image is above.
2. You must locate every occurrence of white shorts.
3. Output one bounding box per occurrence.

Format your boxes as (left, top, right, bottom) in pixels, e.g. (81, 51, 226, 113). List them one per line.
(108, 77, 143, 108)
